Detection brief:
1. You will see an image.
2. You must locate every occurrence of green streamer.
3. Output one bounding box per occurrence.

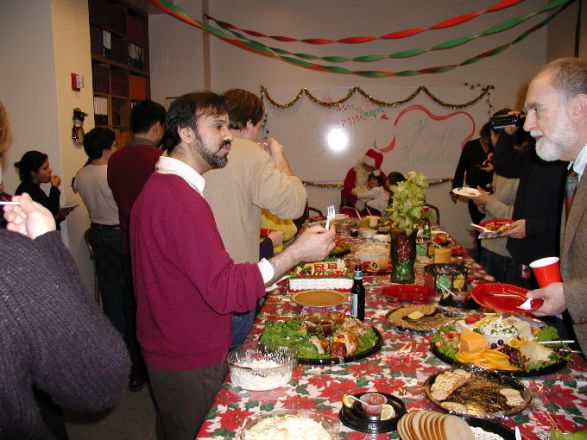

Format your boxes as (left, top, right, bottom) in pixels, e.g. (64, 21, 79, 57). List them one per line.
(214, 0, 573, 63)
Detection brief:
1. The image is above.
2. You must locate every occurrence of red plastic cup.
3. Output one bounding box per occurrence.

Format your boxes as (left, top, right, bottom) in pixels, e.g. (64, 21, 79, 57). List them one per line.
(529, 257, 561, 287)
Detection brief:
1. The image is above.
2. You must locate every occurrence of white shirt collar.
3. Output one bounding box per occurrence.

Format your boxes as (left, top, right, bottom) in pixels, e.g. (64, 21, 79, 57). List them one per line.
(570, 143, 587, 180)
(156, 156, 206, 194)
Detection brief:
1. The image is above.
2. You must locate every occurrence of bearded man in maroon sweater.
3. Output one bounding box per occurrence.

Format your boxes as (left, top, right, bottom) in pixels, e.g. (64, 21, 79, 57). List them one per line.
(131, 92, 335, 439)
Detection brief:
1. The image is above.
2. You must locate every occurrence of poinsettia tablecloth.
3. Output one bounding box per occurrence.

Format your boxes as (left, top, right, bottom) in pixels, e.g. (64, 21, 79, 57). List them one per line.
(197, 249, 587, 439)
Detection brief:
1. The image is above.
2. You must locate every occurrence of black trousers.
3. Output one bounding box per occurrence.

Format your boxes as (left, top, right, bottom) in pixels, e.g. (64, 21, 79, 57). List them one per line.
(121, 253, 147, 381)
(148, 362, 228, 440)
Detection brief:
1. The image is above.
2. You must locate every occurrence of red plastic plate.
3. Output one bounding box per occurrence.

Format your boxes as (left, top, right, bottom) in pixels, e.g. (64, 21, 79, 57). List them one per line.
(380, 284, 436, 303)
(470, 282, 543, 313)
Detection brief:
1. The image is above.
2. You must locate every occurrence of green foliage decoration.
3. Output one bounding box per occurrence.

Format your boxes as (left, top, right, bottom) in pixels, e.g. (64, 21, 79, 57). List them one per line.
(383, 171, 429, 235)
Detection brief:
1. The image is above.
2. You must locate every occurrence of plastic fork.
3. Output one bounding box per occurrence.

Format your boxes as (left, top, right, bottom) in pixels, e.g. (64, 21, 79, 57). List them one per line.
(470, 223, 492, 233)
(324, 205, 335, 230)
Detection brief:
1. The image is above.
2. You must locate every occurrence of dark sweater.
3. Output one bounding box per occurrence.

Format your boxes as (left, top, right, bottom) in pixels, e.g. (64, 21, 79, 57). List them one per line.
(15, 181, 60, 218)
(107, 143, 163, 254)
(451, 138, 493, 191)
(0, 230, 130, 439)
(494, 132, 567, 265)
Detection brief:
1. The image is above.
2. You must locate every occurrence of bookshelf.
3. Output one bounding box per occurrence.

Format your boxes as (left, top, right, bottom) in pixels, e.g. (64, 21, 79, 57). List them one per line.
(88, 0, 150, 147)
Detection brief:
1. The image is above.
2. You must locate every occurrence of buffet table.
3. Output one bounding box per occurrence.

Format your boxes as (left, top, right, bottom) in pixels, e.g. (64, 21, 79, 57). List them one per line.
(196, 236, 587, 439)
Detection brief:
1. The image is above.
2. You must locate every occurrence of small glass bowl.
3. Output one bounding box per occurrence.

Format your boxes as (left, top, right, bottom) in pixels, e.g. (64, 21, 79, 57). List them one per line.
(228, 342, 297, 391)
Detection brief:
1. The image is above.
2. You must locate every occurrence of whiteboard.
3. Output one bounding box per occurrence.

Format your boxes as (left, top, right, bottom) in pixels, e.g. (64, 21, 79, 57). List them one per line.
(263, 86, 492, 182)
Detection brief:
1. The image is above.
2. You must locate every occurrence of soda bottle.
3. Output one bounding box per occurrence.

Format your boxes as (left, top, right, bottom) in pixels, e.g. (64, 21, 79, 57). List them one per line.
(351, 266, 365, 320)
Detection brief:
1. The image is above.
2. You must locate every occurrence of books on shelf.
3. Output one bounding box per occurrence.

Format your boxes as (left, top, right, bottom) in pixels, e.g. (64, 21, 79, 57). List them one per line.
(92, 63, 109, 94)
(129, 75, 147, 100)
(93, 96, 108, 125)
(110, 69, 129, 97)
(128, 42, 145, 69)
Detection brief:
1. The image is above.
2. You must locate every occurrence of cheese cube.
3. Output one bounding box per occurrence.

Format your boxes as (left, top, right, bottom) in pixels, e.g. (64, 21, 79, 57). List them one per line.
(460, 329, 488, 353)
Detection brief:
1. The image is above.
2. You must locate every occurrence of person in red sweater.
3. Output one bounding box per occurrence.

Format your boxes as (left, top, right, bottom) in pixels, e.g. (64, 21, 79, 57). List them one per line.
(131, 92, 334, 439)
(107, 99, 166, 392)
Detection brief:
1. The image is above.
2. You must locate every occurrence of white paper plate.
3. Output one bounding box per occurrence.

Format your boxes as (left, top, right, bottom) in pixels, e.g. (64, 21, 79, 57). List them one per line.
(452, 187, 480, 199)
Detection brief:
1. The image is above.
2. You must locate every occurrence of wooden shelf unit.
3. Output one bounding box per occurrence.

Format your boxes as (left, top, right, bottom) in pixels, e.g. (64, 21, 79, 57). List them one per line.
(88, 0, 150, 147)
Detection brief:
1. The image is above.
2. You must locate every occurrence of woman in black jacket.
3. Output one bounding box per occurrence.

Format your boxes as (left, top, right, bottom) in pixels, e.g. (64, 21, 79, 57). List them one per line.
(14, 150, 63, 223)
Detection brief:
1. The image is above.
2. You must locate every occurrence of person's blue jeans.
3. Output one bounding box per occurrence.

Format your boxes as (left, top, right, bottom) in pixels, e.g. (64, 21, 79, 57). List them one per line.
(89, 223, 127, 334)
(231, 309, 256, 347)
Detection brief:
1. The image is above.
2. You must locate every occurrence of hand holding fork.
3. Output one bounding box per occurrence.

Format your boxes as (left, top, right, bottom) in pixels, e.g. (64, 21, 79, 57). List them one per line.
(324, 205, 335, 230)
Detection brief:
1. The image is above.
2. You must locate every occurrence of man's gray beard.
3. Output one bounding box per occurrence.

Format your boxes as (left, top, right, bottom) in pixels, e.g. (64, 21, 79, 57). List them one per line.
(535, 139, 565, 162)
(535, 129, 576, 163)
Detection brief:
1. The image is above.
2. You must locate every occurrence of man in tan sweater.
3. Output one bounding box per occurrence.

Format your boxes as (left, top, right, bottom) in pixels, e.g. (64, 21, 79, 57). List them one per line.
(204, 89, 307, 345)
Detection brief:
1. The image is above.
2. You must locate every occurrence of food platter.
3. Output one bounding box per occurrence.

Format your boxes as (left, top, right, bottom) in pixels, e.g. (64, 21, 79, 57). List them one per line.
(380, 284, 436, 303)
(424, 367, 531, 418)
(354, 243, 390, 273)
(452, 187, 480, 198)
(291, 290, 348, 307)
(339, 392, 406, 434)
(470, 283, 543, 313)
(430, 313, 570, 376)
(259, 314, 383, 365)
(386, 305, 459, 333)
(236, 409, 339, 440)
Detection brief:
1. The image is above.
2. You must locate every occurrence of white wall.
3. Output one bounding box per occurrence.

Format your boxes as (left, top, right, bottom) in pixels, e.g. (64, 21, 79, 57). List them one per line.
(0, 0, 94, 294)
(148, 0, 557, 247)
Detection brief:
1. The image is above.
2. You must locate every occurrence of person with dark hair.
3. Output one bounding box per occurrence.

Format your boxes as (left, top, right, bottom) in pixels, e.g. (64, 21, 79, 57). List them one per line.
(450, 120, 497, 224)
(204, 88, 306, 347)
(14, 150, 63, 223)
(473, 147, 520, 282)
(356, 172, 390, 214)
(131, 91, 334, 438)
(387, 171, 406, 187)
(130, 99, 167, 135)
(1, 101, 130, 440)
(107, 98, 166, 392)
(73, 127, 128, 335)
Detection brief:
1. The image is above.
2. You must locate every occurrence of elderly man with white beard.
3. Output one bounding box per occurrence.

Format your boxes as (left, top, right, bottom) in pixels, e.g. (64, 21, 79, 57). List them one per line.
(522, 57, 587, 355)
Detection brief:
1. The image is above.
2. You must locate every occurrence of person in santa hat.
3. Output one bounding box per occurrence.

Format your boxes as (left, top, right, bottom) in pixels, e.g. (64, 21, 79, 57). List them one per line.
(343, 148, 387, 213)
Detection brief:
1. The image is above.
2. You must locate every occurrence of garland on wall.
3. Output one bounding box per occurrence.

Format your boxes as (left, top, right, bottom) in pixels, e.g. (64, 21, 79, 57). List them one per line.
(302, 178, 451, 189)
(147, 0, 575, 78)
(260, 84, 493, 110)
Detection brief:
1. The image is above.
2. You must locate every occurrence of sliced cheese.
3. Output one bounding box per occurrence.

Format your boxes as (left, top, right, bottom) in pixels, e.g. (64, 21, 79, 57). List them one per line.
(460, 329, 488, 353)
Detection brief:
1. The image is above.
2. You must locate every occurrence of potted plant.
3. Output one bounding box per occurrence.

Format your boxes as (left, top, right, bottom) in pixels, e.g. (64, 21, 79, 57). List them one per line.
(383, 171, 429, 283)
